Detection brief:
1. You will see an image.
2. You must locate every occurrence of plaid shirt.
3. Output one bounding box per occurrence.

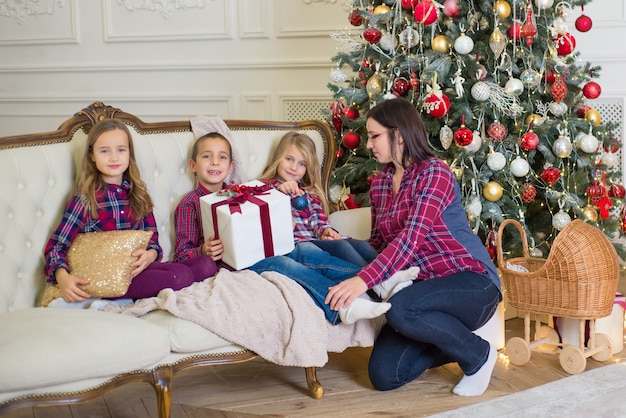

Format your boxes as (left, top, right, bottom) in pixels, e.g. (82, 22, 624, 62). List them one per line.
(358, 157, 488, 288)
(264, 178, 332, 242)
(44, 179, 161, 283)
(173, 182, 227, 262)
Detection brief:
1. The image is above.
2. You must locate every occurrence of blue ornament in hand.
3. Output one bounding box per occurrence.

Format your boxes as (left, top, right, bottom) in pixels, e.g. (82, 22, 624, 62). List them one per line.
(292, 195, 308, 210)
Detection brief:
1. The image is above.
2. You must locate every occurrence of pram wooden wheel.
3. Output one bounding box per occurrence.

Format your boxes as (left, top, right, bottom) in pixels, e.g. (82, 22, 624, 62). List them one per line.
(506, 337, 531, 365)
(559, 346, 586, 374)
(591, 333, 613, 362)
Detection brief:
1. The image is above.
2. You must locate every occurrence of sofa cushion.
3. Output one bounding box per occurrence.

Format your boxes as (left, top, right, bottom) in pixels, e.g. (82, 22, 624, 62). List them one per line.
(141, 310, 237, 353)
(0, 308, 170, 392)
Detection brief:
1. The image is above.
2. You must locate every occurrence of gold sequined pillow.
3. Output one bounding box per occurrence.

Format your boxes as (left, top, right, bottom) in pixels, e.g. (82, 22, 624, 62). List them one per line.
(46, 230, 152, 300)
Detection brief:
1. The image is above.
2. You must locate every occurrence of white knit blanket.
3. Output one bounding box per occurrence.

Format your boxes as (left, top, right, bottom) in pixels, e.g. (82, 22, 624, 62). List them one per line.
(104, 268, 383, 367)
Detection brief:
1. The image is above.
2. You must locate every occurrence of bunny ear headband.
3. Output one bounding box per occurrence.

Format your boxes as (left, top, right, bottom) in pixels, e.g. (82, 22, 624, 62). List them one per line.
(189, 115, 247, 185)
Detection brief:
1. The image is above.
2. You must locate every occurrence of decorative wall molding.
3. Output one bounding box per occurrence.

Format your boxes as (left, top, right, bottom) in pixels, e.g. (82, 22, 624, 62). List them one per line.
(238, 0, 269, 39)
(116, 0, 208, 19)
(0, 0, 64, 24)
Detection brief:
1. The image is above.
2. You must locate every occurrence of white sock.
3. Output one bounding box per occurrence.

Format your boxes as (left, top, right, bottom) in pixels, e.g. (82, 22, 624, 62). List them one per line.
(453, 343, 497, 396)
(372, 266, 419, 301)
(338, 296, 391, 325)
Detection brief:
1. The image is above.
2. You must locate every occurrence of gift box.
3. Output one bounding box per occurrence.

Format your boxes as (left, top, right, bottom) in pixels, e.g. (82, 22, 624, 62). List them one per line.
(554, 293, 626, 354)
(200, 180, 294, 270)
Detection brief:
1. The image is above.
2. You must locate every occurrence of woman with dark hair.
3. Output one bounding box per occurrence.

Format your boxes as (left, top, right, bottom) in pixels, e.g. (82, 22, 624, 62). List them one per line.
(325, 97, 502, 397)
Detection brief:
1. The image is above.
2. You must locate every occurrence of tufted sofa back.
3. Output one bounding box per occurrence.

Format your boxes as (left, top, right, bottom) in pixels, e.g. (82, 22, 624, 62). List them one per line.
(0, 102, 335, 313)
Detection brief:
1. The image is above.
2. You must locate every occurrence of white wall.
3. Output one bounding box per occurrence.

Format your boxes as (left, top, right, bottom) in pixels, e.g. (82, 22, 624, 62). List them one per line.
(0, 0, 625, 142)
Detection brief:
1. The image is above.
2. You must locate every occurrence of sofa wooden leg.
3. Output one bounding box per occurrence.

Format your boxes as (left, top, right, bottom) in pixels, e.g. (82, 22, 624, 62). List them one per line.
(151, 366, 173, 418)
(305, 366, 324, 399)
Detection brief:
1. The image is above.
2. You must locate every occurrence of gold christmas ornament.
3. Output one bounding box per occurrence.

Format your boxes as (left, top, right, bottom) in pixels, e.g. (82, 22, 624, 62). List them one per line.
(432, 34, 451, 53)
(525, 113, 542, 126)
(373, 4, 392, 23)
(483, 181, 504, 201)
(366, 72, 383, 98)
(584, 108, 602, 126)
(494, 0, 511, 19)
(489, 28, 506, 58)
(582, 204, 598, 222)
(451, 166, 463, 180)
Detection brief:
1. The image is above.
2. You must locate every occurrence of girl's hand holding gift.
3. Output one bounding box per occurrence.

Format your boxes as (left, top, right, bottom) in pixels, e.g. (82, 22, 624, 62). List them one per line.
(278, 180, 303, 196)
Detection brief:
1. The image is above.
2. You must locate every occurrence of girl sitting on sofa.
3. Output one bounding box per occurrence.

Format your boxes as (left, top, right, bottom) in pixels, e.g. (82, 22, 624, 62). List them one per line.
(44, 119, 216, 303)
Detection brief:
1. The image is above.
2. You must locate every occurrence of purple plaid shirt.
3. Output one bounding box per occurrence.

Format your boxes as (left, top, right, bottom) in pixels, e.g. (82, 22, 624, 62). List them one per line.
(44, 179, 161, 283)
(264, 178, 332, 242)
(173, 182, 227, 262)
(358, 157, 488, 288)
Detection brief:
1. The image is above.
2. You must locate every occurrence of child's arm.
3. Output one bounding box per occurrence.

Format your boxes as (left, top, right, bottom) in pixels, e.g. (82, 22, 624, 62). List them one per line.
(54, 267, 91, 302)
(277, 180, 303, 196)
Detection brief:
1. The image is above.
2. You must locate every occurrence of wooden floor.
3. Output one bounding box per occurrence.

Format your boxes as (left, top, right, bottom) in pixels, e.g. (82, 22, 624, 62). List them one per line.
(5, 315, 626, 418)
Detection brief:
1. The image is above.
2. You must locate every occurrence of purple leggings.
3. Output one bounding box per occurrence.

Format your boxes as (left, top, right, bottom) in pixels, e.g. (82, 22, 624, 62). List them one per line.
(120, 255, 217, 299)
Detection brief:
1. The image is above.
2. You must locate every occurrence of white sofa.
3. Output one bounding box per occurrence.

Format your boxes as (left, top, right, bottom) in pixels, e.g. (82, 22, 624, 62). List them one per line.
(0, 102, 504, 417)
(0, 102, 343, 417)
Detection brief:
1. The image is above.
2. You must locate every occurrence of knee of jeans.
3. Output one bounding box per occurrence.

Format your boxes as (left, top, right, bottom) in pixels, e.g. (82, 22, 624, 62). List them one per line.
(368, 363, 403, 391)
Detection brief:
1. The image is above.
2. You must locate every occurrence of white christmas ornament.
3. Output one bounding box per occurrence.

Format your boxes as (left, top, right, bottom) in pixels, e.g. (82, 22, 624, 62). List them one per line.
(578, 133, 599, 153)
(454, 33, 474, 54)
(465, 194, 482, 220)
(552, 135, 573, 158)
(330, 68, 348, 83)
(535, 0, 554, 10)
(549, 101, 568, 116)
(464, 131, 482, 153)
(602, 152, 620, 168)
(379, 33, 398, 52)
(520, 69, 541, 89)
(510, 157, 530, 177)
(440, 125, 453, 150)
(552, 16, 569, 35)
(487, 151, 506, 171)
(504, 77, 524, 96)
(552, 209, 571, 230)
(471, 82, 490, 101)
(399, 28, 419, 47)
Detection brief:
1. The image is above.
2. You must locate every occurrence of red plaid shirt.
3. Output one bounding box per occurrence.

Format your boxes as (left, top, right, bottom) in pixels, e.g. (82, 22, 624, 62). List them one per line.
(264, 178, 332, 242)
(358, 157, 489, 288)
(44, 179, 160, 283)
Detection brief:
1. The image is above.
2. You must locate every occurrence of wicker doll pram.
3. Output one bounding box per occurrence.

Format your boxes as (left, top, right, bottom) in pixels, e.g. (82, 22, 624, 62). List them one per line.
(497, 219, 620, 374)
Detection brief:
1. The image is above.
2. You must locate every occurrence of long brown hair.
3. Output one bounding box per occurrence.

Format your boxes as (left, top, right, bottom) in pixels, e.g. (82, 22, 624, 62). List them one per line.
(367, 98, 434, 168)
(259, 131, 329, 214)
(79, 119, 153, 220)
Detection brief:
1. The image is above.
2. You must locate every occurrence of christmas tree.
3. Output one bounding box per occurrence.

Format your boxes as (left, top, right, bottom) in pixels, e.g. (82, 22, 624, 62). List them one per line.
(325, 0, 626, 259)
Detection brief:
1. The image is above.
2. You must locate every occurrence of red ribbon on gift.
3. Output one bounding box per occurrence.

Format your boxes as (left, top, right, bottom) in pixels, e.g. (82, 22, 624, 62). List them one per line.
(210, 184, 275, 260)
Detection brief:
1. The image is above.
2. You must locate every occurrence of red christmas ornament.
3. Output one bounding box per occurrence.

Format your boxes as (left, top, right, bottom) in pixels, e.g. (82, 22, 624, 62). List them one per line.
(367, 172, 378, 185)
(597, 195, 613, 219)
(621, 205, 626, 233)
(577, 104, 591, 118)
(329, 100, 344, 135)
(507, 20, 522, 40)
(582, 81, 601, 100)
(586, 179, 605, 204)
(401, 0, 418, 10)
(423, 92, 450, 118)
(553, 32, 576, 56)
(540, 165, 561, 185)
(487, 122, 507, 141)
(520, 182, 537, 203)
(575, 12, 593, 33)
(335, 147, 344, 160)
(392, 77, 410, 97)
(344, 194, 362, 209)
(608, 183, 626, 199)
(348, 9, 363, 27)
(363, 27, 382, 44)
(414, 1, 438, 25)
(520, 6, 537, 47)
(544, 68, 556, 84)
(443, 0, 459, 17)
(341, 131, 361, 149)
(520, 130, 539, 151)
(551, 75, 568, 102)
(410, 72, 420, 92)
(344, 105, 360, 120)
(604, 138, 620, 153)
(454, 121, 473, 147)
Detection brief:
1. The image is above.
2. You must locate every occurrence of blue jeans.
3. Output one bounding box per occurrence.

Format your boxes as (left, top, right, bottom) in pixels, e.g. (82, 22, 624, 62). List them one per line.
(249, 242, 360, 324)
(310, 238, 378, 267)
(368, 271, 502, 391)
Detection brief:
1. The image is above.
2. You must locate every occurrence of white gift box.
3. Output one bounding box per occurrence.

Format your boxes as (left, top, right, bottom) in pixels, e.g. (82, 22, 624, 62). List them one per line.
(200, 180, 295, 270)
(554, 293, 625, 354)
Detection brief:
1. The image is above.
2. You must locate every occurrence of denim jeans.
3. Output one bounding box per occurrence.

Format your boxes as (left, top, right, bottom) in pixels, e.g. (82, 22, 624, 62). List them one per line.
(249, 242, 360, 324)
(310, 238, 378, 267)
(368, 271, 502, 391)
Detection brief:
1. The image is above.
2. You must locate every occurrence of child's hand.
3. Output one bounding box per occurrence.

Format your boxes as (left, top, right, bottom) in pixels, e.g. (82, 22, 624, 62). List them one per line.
(203, 234, 224, 261)
(321, 228, 342, 240)
(55, 267, 91, 302)
(130, 248, 158, 277)
(278, 180, 303, 196)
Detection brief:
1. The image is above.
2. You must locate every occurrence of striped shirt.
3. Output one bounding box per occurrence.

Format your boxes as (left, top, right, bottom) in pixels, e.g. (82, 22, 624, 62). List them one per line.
(358, 157, 495, 289)
(44, 179, 161, 283)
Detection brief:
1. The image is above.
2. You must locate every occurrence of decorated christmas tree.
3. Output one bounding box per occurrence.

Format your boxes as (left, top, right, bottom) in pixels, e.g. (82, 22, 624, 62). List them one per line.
(325, 0, 626, 259)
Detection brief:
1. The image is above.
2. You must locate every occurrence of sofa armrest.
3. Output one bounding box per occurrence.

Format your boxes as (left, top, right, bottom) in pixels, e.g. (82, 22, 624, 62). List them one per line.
(328, 207, 372, 241)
